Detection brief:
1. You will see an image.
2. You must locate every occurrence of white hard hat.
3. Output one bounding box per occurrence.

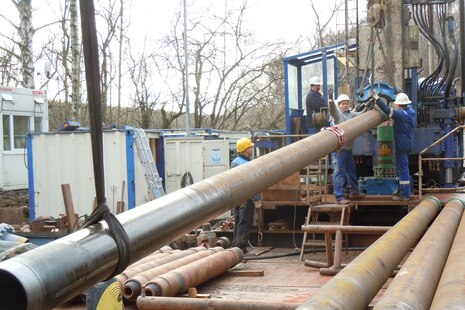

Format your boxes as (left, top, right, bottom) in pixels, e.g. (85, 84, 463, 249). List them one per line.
(309, 76, 322, 86)
(394, 93, 411, 105)
(336, 94, 350, 104)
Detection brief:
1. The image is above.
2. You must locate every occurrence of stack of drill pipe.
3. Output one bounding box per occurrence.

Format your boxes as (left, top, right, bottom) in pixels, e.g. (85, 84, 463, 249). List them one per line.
(296, 197, 441, 310)
(144, 247, 243, 297)
(116, 246, 177, 285)
(431, 199, 465, 309)
(123, 247, 225, 300)
(116, 247, 203, 287)
(374, 198, 465, 309)
(0, 109, 387, 310)
(127, 245, 173, 267)
(136, 296, 297, 310)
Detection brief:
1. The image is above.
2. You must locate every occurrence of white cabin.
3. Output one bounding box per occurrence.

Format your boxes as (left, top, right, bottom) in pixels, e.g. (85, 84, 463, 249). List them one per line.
(0, 86, 48, 190)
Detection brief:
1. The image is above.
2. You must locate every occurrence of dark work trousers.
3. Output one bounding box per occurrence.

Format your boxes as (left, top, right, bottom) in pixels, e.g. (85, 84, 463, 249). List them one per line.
(233, 199, 255, 250)
(395, 149, 411, 198)
(333, 149, 359, 201)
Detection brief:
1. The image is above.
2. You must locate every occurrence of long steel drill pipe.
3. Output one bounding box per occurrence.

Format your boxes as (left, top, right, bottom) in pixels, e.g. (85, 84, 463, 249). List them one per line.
(374, 198, 465, 309)
(297, 197, 441, 310)
(137, 296, 297, 310)
(431, 199, 465, 309)
(0, 109, 387, 310)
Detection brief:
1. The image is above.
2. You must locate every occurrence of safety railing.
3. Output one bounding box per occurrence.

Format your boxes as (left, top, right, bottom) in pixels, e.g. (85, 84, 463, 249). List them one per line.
(418, 125, 465, 199)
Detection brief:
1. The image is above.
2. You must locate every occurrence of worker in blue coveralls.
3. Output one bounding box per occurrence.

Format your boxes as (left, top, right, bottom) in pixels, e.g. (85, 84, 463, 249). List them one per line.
(371, 90, 415, 201)
(231, 138, 257, 253)
(329, 94, 366, 204)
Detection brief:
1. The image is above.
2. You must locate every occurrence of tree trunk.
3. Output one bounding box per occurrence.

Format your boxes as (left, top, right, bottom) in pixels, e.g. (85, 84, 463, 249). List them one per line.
(16, 0, 35, 88)
(70, 0, 81, 121)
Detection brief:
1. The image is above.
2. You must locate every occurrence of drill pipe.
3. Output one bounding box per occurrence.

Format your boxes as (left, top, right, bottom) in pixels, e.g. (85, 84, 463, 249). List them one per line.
(123, 247, 224, 301)
(431, 199, 465, 309)
(144, 247, 243, 297)
(127, 245, 174, 267)
(117, 246, 206, 288)
(136, 296, 297, 310)
(374, 198, 465, 309)
(115, 251, 174, 286)
(0, 109, 386, 310)
(297, 197, 441, 310)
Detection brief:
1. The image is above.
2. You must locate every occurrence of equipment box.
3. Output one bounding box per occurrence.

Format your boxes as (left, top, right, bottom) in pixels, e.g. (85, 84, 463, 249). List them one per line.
(359, 177, 398, 195)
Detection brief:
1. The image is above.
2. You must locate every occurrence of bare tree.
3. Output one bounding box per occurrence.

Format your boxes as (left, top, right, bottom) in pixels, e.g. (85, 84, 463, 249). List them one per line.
(70, 0, 81, 120)
(95, 0, 125, 124)
(0, 46, 20, 85)
(310, 0, 345, 49)
(157, 1, 287, 130)
(0, 0, 35, 88)
(127, 47, 165, 129)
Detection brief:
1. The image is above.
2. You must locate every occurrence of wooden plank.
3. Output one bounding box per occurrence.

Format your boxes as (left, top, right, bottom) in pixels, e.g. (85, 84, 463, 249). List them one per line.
(0, 206, 26, 224)
(61, 184, 77, 233)
(116, 180, 126, 214)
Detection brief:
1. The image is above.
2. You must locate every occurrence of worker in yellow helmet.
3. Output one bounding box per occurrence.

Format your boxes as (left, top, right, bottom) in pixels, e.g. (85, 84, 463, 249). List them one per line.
(230, 137, 256, 253)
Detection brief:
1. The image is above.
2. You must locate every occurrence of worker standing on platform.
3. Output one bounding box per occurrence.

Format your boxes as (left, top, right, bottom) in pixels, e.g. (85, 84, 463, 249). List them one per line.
(329, 94, 365, 204)
(306, 76, 326, 114)
(231, 138, 257, 253)
(305, 76, 327, 133)
(370, 91, 415, 201)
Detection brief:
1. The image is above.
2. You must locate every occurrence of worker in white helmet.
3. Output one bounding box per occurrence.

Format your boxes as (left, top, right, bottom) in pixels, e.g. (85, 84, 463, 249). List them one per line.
(370, 91, 415, 201)
(329, 94, 366, 204)
(230, 138, 257, 253)
(305, 76, 327, 133)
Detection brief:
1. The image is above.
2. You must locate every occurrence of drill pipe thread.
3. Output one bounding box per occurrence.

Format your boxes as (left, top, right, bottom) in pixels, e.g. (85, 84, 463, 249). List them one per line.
(374, 198, 465, 309)
(0, 109, 387, 310)
(297, 196, 441, 310)
(430, 198, 465, 309)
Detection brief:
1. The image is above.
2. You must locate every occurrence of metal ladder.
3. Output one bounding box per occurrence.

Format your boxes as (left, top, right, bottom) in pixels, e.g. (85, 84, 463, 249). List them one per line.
(133, 128, 165, 199)
(300, 156, 330, 261)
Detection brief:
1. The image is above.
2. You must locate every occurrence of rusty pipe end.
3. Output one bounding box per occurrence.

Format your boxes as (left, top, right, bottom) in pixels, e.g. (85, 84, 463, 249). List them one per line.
(123, 280, 141, 301)
(445, 197, 465, 209)
(144, 283, 162, 297)
(456, 107, 465, 121)
(422, 196, 441, 212)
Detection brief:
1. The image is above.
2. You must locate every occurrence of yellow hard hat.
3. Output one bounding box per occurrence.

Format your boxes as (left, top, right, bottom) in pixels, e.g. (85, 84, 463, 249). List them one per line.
(236, 138, 254, 153)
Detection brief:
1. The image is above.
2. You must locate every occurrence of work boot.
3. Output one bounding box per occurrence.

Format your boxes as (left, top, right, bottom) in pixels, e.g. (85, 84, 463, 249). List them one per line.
(337, 199, 350, 204)
(349, 192, 365, 200)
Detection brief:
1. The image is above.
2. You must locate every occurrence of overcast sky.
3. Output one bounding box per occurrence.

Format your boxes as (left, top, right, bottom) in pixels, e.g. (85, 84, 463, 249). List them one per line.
(1, 0, 362, 103)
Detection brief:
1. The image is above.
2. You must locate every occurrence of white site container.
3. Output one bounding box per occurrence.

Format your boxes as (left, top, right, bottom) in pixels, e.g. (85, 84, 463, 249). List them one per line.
(164, 137, 230, 194)
(28, 130, 232, 220)
(0, 86, 48, 190)
(28, 129, 150, 219)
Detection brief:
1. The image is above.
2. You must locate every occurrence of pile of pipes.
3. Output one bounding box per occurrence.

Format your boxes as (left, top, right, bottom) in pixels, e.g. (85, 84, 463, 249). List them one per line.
(297, 196, 465, 309)
(112, 244, 243, 301)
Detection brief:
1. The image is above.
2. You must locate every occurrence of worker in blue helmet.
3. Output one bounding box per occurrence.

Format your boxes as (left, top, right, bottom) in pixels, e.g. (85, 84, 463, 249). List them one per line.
(370, 91, 415, 201)
(231, 138, 257, 253)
